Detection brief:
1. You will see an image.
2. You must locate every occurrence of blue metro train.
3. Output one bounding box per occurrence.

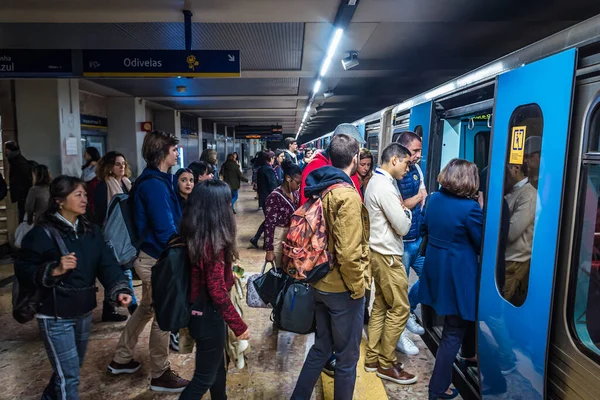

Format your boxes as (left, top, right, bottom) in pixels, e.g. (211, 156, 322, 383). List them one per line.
(305, 13, 600, 400)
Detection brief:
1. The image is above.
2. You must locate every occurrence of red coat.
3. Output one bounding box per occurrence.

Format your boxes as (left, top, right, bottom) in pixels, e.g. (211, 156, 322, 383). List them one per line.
(299, 151, 363, 206)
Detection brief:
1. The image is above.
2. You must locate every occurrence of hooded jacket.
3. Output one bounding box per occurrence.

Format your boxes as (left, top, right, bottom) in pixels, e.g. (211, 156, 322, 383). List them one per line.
(305, 166, 370, 299)
(299, 150, 362, 206)
(7, 150, 33, 204)
(133, 167, 182, 259)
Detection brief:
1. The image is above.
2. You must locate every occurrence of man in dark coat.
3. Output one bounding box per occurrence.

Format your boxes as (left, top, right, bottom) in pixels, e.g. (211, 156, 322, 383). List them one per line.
(5, 141, 33, 222)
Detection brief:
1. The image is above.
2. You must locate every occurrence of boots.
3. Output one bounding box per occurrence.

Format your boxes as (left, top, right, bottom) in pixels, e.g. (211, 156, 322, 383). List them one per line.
(102, 301, 127, 322)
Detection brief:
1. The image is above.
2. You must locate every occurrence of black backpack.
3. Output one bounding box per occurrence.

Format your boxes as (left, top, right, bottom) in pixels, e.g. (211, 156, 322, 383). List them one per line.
(272, 280, 316, 335)
(151, 236, 191, 332)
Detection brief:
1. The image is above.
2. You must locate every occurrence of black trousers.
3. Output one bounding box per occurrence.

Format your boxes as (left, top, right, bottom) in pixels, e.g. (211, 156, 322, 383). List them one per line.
(429, 315, 468, 396)
(179, 303, 228, 400)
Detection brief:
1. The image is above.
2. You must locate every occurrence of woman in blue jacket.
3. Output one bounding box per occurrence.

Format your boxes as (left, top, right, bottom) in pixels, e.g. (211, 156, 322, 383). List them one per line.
(419, 158, 483, 400)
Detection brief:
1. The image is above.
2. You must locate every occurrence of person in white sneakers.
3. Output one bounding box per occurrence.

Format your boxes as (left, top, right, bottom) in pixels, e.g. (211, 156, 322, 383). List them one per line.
(395, 131, 427, 356)
(364, 143, 418, 385)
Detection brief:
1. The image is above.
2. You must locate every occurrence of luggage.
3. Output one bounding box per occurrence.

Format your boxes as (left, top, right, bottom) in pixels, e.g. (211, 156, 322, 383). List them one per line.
(272, 280, 315, 335)
(282, 183, 351, 282)
(151, 236, 191, 332)
(246, 261, 288, 308)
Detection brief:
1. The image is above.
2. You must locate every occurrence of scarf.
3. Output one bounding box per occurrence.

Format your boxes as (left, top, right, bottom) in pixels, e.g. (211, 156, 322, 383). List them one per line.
(106, 176, 132, 203)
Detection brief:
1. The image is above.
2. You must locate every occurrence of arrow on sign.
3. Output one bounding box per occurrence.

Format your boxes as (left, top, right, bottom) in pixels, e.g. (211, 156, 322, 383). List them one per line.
(228, 54, 235, 62)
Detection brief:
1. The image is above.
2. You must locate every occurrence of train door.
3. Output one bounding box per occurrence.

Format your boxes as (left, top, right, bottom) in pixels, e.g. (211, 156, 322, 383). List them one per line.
(478, 49, 576, 399)
(408, 101, 433, 177)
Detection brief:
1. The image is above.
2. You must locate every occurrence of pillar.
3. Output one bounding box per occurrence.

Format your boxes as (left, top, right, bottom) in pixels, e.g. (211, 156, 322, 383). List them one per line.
(154, 110, 181, 139)
(14, 79, 82, 178)
(197, 117, 203, 155)
(107, 97, 146, 178)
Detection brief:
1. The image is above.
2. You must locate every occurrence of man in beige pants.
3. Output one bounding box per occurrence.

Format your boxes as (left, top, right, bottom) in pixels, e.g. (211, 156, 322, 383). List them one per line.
(107, 131, 188, 393)
(364, 143, 418, 385)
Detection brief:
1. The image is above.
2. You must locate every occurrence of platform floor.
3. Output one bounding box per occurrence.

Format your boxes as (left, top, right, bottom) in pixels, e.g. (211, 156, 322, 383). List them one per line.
(0, 182, 449, 400)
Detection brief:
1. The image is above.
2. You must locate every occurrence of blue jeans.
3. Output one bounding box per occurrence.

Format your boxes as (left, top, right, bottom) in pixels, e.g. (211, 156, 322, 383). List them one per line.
(403, 238, 424, 313)
(38, 313, 93, 400)
(231, 189, 239, 207)
(291, 290, 365, 400)
(104, 269, 137, 306)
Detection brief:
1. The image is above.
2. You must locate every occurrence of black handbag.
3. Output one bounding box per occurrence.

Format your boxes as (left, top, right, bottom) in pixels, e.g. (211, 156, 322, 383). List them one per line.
(12, 225, 70, 323)
(418, 195, 430, 257)
(253, 261, 289, 307)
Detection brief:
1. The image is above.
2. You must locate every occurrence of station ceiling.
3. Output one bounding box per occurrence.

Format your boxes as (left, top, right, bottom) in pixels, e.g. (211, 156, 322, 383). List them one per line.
(1, 0, 600, 142)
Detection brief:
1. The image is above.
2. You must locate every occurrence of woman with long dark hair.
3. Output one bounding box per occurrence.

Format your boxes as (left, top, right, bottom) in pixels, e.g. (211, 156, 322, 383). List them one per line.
(249, 150, 279, 249)
(81, 147, 102, 218)
(25, 164, 51, 225)
(175, 168, 195, 207)
(273, 149, 285, 184)
(15, 175, 133, 400)
(357, 148, 374, 196)
(264, 160, 302, 267)
(179, 180, 249, 399)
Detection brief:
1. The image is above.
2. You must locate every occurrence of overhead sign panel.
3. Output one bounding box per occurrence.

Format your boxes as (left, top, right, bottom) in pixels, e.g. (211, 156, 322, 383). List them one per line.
(0, 49, 73, 77)
(82, 50, 241, 78)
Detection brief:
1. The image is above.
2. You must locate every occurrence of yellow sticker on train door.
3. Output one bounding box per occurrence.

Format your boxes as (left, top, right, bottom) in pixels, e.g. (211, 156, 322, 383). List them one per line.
(509, 126, 527, 165)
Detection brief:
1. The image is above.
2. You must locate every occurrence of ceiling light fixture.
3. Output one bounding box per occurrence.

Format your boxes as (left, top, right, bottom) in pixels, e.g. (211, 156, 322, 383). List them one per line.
(323, 89, 334, 99)
(176, 85, 187, 93)
(313, 80, 322, 95)
(319, 28, 344, 77)
(341, 51, 359, 70)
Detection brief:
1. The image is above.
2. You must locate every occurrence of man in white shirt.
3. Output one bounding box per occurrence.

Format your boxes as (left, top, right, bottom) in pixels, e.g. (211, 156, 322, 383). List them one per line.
(364, 143, 418, 385)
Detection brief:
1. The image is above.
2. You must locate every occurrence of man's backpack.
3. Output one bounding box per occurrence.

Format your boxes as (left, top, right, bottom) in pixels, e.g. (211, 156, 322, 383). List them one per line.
(151, 236, 191, 332)
(281, 183, 350, 283)
(102, 175, 158, 266)
(272, 280, 315, 334)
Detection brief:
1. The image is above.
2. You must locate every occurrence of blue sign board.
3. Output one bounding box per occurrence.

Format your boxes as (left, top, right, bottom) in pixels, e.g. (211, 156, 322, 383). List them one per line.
(82, 50, 240, 78)
(0, 49, 73, 77)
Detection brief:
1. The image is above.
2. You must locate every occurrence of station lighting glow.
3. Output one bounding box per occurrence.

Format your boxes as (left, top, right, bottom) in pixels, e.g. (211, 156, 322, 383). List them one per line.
(299, 27, 344, 137)
(313, 80, 322, 94)
(319, 28, 344, 77)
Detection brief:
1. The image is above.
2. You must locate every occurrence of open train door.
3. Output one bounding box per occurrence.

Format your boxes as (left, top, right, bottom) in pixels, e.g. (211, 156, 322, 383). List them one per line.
(408, 101, 434, 177)
(478, 49, 576, 399)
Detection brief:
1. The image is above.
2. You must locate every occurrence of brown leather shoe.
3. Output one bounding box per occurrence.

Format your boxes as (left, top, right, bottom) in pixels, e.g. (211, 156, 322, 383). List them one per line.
(364, 361, 379, 372)
(376, 365, 418, 385)
(150, 368, 189, 393)
(365, 361, 404, 373)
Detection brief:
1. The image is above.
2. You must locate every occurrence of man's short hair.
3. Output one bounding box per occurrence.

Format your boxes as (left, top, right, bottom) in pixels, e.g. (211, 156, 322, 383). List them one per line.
(329, 134, 359, 169)
(381, 143, 411, 164)
(142, 131, 179, 169)
(285, 137, 297, 149)
(396, 131, 421, 148)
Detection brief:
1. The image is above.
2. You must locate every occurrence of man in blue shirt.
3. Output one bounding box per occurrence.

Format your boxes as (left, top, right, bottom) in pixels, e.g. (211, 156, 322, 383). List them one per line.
(109, 131, 188, 393)
(395, 131, 427, 356)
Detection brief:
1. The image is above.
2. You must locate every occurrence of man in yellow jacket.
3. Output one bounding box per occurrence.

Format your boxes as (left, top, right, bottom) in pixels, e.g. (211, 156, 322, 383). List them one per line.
(291, 133, 370, 400)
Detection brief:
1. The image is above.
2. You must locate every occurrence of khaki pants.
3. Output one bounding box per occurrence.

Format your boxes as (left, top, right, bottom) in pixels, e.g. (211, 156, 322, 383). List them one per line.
(504, 260, 530, 306)
(365, 250, 410, 369)
(273, 226, 289, 269)
(113, 251, 170, 378)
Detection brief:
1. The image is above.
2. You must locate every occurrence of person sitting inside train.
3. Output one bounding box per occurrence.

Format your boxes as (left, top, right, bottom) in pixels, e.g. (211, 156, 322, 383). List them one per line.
(503, 160, 537, 306)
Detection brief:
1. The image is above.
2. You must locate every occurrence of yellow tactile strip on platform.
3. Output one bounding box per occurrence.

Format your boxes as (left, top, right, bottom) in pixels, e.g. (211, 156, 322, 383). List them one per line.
(321, 339, 389, 399)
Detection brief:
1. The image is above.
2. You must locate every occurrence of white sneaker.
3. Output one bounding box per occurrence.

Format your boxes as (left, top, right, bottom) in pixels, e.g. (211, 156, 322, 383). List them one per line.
(406, 313, 425, 335)
(396, 331, 419, 355)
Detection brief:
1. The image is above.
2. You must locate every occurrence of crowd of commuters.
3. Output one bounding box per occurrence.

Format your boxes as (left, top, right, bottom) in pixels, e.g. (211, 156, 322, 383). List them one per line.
(8, 116, 537, 399)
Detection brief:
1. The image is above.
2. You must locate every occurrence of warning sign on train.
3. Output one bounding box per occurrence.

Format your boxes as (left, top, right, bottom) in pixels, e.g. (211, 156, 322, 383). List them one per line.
(510, 126, 526, 164)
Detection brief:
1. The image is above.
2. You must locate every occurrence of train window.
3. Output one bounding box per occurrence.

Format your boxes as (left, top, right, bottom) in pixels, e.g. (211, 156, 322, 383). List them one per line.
(496, 104, 543, 307)
(473, 130, 490, 172)
(571, 104, 600, 358)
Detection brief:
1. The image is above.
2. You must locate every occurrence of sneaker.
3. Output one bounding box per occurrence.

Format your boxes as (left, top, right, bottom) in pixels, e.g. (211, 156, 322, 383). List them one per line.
(107, 360, 141, 375)
(406, 313, 425, 335)
(170, 332, 180, 352)
(365, 361, 403, 373)
(322, 358, 335, 377)
(396, 331, 419, 355)
(150, 368, 189, 393)
(249, 238, 259, 249)
(376, 365, 418, 385)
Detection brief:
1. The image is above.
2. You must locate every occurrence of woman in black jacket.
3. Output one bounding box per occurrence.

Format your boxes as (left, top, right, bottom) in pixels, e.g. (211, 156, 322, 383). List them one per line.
(15, 175, 133, 400)
(249, 151, 279, 249)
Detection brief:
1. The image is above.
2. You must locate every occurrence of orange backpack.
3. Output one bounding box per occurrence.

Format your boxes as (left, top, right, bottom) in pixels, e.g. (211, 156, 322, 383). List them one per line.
(282, 183, 351, 282)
